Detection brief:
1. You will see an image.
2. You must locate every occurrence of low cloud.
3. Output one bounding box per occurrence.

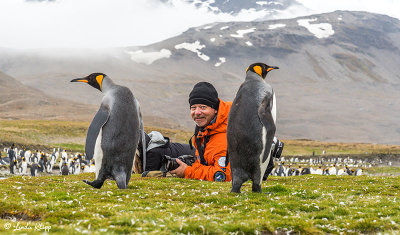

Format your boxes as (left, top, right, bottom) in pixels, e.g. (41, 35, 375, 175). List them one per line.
(0, 0, 269, 49)
(0, 0, 399, 49)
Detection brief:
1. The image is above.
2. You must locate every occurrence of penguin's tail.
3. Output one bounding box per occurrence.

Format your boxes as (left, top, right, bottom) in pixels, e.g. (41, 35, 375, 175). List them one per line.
(113, 171, 127, 189)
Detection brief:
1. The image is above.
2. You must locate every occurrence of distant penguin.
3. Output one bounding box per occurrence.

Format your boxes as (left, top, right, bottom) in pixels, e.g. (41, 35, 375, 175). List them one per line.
(61, 163, 69, 175)
(328, 165, 337, 175)
(38, 159, 44, 172)
(74, 163, 81, 175)
(89, 163, 96, 173)
(31, 163, 38, 176)
(227, 63, 279, 193)
(20, 157, 28, 175)
(71, 73, 143, 189)
(11, 159, 17, 174)
(301, 167, 311, 175)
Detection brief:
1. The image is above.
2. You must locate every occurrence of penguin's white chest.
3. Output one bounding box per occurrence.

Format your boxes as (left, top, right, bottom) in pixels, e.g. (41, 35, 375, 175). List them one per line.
(94, 128, 104, 178)
(22, 162, 27, 173)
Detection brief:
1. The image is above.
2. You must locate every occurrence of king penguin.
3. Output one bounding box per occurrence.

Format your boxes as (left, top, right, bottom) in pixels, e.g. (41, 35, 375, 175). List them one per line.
(71, 73, 144, 189)
(227, 63, 279, 193)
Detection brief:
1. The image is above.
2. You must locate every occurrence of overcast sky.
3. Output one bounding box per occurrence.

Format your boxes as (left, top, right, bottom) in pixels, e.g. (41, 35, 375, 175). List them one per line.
(0, 0, 399, 49)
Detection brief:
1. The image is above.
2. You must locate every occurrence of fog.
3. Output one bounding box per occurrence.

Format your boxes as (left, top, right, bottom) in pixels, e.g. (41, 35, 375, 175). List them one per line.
(0, 0, 399, 49)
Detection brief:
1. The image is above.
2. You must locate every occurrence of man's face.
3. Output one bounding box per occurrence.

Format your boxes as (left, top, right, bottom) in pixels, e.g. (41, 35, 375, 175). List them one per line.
(190, 104, 217, 128)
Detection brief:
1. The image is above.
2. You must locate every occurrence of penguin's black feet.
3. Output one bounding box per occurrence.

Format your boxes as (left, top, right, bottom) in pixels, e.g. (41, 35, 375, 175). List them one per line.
(230, 188, 241, 193)
(230, 182, 243, 193)
(83, 179, 104, 189)
(252, 183, 262, 193)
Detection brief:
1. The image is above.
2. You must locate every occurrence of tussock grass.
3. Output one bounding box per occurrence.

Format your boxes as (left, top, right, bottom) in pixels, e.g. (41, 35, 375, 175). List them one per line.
(282, 139, 400, 156)
(0, 174, 399, 234)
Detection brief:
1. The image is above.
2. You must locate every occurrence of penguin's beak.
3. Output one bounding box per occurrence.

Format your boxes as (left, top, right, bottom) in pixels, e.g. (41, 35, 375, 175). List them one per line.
(70, 78, 88, 83)
(267, 66, 279, 72)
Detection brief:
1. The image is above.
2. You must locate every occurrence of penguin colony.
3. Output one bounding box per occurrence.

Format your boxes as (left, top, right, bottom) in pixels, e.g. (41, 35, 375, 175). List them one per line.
(1, 146, 388, 178)
(0, 147, 95, 176)
(227, 63, 279, 193)
(269, 156, 367, 177)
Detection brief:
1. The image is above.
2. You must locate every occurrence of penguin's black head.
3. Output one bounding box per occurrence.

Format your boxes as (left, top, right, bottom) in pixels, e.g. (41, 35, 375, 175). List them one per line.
(71, 73, 106, 91)
(246, 63, 279, 79)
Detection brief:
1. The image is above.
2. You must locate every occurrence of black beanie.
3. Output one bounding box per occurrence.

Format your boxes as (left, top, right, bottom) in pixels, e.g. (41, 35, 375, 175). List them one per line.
(189, 82, 219, 110)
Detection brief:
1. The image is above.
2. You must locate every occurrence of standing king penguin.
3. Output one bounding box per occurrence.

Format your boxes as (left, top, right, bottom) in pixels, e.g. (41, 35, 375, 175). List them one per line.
(71, 73, 143, 189)
(227, 63, 279, 193)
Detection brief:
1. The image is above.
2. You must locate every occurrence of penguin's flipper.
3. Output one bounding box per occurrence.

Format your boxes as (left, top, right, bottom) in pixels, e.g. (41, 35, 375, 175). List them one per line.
(85, 104, 110, 160)
(257, 93, 276, 163)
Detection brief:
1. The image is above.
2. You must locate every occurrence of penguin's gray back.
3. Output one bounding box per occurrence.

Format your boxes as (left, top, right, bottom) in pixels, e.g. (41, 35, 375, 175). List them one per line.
(228, 71, 273, 162)
(102, 86, 139, 145)
(228, 71, 276, 192)
(93, 85, 140, 189)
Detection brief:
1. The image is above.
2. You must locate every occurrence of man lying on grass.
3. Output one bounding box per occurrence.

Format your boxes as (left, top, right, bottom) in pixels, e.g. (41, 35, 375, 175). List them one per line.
(137, 82, 283, 182)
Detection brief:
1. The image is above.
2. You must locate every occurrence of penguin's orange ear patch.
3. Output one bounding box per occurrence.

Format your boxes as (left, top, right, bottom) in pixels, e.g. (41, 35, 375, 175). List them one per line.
(253, 65, 262, 77)
(96, 75, 104, 90)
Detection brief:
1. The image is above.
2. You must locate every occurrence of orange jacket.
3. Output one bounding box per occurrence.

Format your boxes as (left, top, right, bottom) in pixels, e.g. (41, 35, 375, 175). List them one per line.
(184, 99, 232, 182)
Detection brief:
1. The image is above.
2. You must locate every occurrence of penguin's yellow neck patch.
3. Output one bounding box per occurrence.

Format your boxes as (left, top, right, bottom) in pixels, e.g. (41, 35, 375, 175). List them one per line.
(96, 75, 104, 90)
(253, 65, 263, 77)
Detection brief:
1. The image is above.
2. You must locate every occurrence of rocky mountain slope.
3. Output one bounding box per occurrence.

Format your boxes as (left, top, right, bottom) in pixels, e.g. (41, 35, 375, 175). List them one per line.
(0, 11, 399, 144)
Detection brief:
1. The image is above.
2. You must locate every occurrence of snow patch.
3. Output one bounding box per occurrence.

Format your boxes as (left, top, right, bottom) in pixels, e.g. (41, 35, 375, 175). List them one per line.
(230, 28, 256, 38)
(256, 1, 269, 6)
(245, 41, 253, 46)
(269, 23, 286, 30)
(338, 16, 343, 21)
(175, 41, 210, 61)
(125, 49, 171, 65)
(210, 38, 216, 42)
(203, 25, 213, 30)
(220, 26, 229, 30)
(256, 1, 283, 6)
(297, 18, 334, 39)
(215, 57, 226, 67)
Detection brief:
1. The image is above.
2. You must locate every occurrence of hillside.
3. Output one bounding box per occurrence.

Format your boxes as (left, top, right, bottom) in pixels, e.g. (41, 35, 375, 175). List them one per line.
(0, 11, 399, 144)
(0, 70, 96, 121)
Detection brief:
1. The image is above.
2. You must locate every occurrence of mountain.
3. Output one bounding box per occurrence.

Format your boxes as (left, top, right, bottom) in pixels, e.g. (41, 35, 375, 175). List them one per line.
(0, 70, 96, 121)
(163, 0, 302, 16)
(0, 11, 399, 144)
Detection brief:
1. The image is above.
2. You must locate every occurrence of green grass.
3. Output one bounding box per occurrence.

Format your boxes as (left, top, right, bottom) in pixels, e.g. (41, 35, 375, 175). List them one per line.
(364, 167, 400, 175)
(0, 174, 399, 234)
(282, 139, 400, 156)
(1, 120, 400, 234)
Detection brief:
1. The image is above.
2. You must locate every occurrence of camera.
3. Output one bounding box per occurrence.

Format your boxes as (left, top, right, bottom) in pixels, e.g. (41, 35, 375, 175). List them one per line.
(162, 155, 196, 172)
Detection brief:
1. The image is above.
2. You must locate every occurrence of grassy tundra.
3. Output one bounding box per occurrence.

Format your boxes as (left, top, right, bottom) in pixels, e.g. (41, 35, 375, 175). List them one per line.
(0, 174, 399, 234)
(0, 120, 399, 234)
